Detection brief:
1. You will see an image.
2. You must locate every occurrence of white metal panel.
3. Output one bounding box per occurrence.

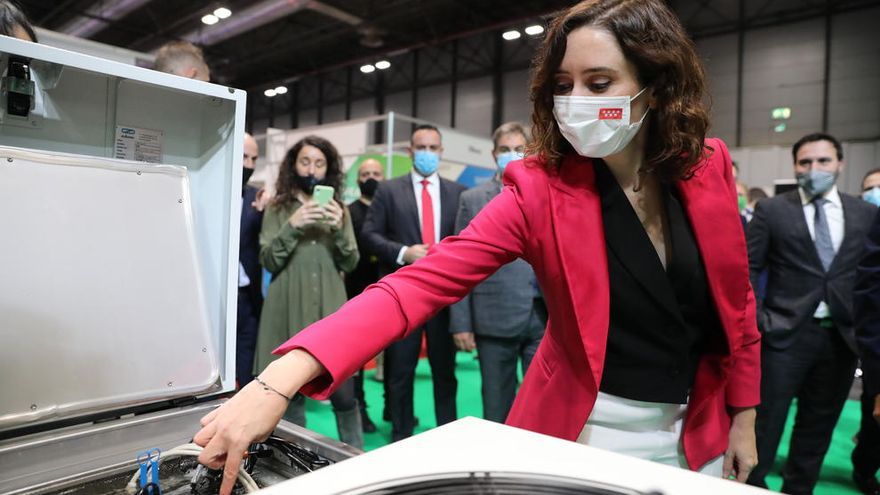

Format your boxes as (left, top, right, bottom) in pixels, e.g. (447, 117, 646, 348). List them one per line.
(0, 147, 218, 431)
(0, 36, 247, 422)
(263, 417, 768, 495)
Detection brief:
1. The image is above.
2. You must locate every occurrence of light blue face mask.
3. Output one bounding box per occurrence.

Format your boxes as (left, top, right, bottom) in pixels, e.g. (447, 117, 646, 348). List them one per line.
(413, 150, 439, 176)
(495, 151, 524, 172)
(864, 187, 880, 207)
(797, 169, 837, 197)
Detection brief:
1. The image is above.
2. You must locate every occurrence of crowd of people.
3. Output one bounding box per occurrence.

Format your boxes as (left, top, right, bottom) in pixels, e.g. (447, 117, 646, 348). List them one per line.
(2, 0, 879, 494)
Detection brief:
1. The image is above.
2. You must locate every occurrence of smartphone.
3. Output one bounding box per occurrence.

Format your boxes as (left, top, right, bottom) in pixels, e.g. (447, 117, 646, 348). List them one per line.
(312, 185, 335, 206)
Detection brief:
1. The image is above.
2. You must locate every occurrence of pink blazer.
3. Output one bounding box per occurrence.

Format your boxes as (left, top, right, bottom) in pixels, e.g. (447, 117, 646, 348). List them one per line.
(277, 137, 761, 470)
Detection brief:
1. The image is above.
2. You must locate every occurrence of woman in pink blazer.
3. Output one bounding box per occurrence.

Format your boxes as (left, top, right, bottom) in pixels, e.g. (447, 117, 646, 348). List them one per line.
(195, 1, 760, 493)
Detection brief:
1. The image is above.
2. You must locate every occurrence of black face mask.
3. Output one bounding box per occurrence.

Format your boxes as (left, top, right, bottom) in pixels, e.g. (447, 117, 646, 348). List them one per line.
(294, 174, 321, 195)
(241, 167, 255, 195)
(359, 178, 379, 198)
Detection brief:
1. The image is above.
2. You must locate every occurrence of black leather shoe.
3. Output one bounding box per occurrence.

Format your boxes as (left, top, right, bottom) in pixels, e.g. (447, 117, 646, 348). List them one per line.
(361, 411, 377, 433)
(853, 471, 880, 495)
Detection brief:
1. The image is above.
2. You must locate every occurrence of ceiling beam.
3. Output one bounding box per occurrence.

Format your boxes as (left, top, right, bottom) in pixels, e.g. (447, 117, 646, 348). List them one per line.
(57, 0, 156, 39)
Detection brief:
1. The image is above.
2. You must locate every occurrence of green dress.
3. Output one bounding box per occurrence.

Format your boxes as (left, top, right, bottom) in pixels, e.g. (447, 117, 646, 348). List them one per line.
(253, 200, 359, 374)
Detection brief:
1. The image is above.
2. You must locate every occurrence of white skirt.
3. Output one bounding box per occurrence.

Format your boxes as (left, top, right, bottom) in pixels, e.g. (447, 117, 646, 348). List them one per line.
(576, 392, 724, 477)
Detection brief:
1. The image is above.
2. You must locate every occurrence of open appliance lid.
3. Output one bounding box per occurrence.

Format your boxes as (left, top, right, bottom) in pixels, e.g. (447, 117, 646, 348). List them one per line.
(0, 146, 219, 433)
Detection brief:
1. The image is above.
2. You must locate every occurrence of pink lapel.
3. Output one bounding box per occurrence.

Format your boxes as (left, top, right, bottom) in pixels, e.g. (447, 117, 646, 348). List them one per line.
(547, 154, 610, 392)
(675, 157, 748, 358)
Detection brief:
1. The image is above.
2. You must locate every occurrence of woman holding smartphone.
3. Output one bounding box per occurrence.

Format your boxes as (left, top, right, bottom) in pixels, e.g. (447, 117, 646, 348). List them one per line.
(198, 1, 760, 492)
(252, 135, 363, 449)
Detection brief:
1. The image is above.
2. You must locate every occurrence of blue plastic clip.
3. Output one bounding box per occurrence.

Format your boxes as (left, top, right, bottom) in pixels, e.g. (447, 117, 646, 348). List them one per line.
(136, 448, 162, 495)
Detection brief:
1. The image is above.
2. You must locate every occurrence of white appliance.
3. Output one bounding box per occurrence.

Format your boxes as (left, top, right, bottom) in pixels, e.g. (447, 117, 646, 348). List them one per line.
(263, 417, 770, 495)
(0, 35, 357, 494)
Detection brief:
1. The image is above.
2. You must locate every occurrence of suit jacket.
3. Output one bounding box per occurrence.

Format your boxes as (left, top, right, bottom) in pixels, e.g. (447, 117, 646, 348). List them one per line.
(240, 185, 264, 308)
(344, 199, 380, 298)
(362, 173, 466, 277)
(278, 138, 760, 471)
(855, 209, 880, 398)
(747, 188, 876, 352)
(449, 177, 539, 338)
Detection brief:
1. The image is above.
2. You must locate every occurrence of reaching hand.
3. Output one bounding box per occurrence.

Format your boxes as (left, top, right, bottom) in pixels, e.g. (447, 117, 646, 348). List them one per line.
(193, 349, 324, 495)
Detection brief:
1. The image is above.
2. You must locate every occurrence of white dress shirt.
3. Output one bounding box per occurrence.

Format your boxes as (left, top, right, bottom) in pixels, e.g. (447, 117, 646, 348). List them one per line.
(798, 185, 844, 318)
(396, 171, 442, 265)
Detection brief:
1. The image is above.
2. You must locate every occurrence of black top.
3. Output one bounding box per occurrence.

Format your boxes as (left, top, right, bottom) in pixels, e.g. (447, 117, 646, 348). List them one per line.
(345, 199, 381, 298)
(594, 160, 724, 404)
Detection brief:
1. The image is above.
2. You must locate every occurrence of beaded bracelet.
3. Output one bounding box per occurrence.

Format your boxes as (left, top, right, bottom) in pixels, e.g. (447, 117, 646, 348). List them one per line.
(254, 376, 293, 401)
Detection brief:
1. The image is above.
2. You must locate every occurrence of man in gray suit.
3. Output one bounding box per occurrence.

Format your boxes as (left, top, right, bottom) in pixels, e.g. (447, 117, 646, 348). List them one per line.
(747, 133, 877, 493)
(449, 122, 546, 423)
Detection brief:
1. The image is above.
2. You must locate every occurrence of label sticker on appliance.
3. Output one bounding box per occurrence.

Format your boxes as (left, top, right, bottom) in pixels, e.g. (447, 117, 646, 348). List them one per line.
(114, 125, 164, 163)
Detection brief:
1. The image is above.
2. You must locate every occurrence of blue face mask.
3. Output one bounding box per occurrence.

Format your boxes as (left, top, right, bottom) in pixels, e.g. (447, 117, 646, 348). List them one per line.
(797, 169, 837, 197)
(495, 151, 524, 172)
(412, 150, 439, 176)
(864, 187, 880, 207)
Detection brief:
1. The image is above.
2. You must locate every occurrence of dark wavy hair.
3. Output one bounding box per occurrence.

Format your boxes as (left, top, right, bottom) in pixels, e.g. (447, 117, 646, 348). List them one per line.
(273, 135, 344, 207)
(1, 0, 37, 41)
(529, 0, 711, 182)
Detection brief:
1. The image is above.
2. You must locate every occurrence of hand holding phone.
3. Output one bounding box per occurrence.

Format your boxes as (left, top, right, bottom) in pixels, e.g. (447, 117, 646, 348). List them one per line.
(312, 185, 334, 206)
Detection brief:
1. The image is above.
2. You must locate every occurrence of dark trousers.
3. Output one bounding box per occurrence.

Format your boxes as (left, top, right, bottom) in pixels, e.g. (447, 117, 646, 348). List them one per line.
(384, 315, 457, 441)
(748, 320, 857, 494)
(284, 378, 359, 425)
(474, 300, 546, 423)
(853, 378, 880, 480)
(236, 287, 260, 388)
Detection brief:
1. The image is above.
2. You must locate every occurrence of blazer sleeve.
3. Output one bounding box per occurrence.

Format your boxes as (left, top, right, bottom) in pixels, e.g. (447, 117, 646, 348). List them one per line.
(449, 191, 476, 334)
(855, 209, 880, 398)
(275, 182, 530, 398)
(361, 182, 406, 266)
(713, 139, 762, 408)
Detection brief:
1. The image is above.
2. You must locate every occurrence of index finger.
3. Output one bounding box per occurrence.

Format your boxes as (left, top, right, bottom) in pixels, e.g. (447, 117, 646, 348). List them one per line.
(219, 442, 246, 495)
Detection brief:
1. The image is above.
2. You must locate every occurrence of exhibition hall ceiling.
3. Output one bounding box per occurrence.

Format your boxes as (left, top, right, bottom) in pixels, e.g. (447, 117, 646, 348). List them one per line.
(18, 0, 880, 91)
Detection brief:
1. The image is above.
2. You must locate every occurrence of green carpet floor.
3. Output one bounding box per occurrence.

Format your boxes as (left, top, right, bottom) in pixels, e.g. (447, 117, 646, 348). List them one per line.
(300, 352, 867, 494)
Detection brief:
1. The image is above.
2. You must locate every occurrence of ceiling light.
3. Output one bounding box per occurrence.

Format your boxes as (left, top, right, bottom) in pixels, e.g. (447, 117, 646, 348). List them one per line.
(213, 7, 232, 19)
(264, 88, 277, 97)
(525, 25, 544, 36)
(502, 30, 521, 41)
(274, 85, 288, 95)
(375, 60, 391, 70)
(773, 123, 787, 133)
(201, 14, 219, 25)
(360, 64, 376, 74)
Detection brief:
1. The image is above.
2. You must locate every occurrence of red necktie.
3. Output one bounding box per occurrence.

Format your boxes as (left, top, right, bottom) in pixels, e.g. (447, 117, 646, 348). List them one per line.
(420, 179, 435, 246)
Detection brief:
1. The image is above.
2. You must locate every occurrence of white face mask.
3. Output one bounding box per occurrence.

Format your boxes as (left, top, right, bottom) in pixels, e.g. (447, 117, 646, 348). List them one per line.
(553, 88, 649, 158)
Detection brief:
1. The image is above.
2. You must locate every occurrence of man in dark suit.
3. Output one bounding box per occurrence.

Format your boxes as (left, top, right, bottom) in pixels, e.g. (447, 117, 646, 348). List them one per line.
(747, 133, 877, 493)
(449, 122, 545, 423)
(237, 133, 263, 388)
(345, 157, 385, 434)
(853, 209, 880, 495)
(362, 124, 466, 441)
